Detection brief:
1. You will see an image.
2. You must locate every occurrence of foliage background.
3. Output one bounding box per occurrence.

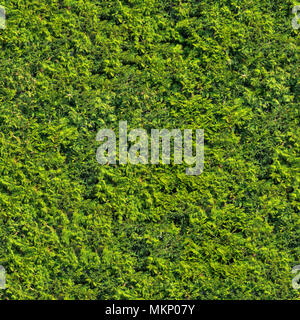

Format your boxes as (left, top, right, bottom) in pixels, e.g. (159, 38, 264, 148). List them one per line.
(0, 0, 299, 299)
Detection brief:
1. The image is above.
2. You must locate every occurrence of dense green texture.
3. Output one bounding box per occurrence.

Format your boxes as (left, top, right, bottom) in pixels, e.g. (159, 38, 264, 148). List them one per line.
(0, 0, 299, 299)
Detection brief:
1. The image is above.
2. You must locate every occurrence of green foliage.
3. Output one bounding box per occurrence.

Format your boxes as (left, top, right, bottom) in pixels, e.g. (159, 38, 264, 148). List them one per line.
(0, 0, 299, 299)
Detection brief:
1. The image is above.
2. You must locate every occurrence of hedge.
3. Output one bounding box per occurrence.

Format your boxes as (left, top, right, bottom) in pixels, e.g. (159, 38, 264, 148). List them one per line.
(0, 0, 299, 299)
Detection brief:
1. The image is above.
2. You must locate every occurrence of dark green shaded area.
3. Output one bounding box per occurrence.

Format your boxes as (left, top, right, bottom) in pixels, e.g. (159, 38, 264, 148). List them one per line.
(0, 0, 299, 299)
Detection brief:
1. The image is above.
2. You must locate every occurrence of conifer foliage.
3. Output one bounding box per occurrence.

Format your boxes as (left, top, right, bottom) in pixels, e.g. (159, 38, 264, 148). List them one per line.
(0, 0, 299, 299)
